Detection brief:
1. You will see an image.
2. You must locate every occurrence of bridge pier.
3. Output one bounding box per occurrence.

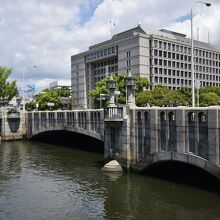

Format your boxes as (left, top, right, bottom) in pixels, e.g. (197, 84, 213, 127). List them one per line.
(208, 108, 219, 165)
(0, 110, 26, 140)
(104, 105, 220, 179)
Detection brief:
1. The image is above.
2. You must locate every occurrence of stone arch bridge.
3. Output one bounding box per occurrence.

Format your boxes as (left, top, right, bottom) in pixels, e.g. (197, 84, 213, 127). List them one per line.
(0, 106, 220, 179)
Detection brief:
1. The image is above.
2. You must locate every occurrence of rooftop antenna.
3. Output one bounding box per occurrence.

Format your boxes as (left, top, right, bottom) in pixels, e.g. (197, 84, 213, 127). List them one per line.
(109, 20, 116, 39)
(197, 27, 199, 41)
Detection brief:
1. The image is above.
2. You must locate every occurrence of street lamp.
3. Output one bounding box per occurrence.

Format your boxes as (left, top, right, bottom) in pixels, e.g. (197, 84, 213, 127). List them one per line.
(125, 72, 136, 105)
(107, 75, 116, 107)
(97, 93, 106, 109)
(22, 65, 37, 112)
(191, 1, 211, 107)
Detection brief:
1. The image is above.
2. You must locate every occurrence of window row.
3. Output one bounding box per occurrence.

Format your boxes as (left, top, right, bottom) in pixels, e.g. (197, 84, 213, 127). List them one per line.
(93, 59, 118, 68)
(152, 59, 192, 70)
(152, 67, 220, 81)
(153, 76, 220, 87)
(153, 40, 220, 60)
(87, 46, 118, 61)
(154, 76, 192, 86)
(94, 66, 118, 76)
(152, 59, 220, 74)
(152, 50, 220, 67)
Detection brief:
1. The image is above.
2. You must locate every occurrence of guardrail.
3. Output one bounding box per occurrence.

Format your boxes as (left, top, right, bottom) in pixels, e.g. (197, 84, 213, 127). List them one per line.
(104, 107, 123, 119)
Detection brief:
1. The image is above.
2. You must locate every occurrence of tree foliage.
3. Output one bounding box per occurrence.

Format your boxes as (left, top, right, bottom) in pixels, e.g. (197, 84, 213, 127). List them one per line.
(0, 66, 18, 100)
(136, 86, 190, 107)
(200, 92, 220, 106)
(136, 85, 220, 107)
(89, 73, 149, 108)
(35, 89, 61, 110)
(27, 87, 71, 111)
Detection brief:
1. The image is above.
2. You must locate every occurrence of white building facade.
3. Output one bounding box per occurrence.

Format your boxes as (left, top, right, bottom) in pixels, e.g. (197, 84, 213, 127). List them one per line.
(71, 25, 220, 109)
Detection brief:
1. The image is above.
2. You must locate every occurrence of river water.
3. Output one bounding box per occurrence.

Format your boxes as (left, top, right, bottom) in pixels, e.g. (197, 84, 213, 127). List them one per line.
(0, 141, 220, 220)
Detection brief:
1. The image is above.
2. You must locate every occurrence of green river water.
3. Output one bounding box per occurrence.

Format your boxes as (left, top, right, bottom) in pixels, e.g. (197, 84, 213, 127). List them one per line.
(0, 141, 220, 220)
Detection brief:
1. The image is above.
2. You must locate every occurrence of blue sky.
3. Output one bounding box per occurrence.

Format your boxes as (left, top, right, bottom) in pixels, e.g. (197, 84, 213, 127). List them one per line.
(79, 0, 103, 25)
(0, 0, 219, 92)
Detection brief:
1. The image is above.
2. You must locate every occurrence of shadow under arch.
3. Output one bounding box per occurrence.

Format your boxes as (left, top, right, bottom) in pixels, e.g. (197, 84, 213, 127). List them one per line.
(139, 159, 220, 193)
(30, 130, 104, 154)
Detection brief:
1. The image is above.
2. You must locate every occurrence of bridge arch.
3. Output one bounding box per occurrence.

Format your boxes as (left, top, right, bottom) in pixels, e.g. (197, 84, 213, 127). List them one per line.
(131, 151, 220, 180)
(28, 126, 103, 142)
(29, 129, 104, 153)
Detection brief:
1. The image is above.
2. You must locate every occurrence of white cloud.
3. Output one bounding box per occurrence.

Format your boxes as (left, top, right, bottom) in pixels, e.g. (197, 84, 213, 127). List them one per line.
(0, 0, 219, 92)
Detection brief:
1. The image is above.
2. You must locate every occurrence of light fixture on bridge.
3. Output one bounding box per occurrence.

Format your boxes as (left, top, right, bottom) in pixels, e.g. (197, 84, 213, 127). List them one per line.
(125, 72, 136, 106)
(107, 75, 116, 107)
(107, 74, 116, 90)
(125, 71, 135, 88)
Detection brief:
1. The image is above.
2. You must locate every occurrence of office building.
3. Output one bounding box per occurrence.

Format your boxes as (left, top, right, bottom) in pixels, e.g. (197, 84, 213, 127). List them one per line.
(71, 25, 220, 109)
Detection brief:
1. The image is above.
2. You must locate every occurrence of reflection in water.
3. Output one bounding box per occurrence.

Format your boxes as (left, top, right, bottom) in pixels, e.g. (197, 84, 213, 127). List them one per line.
(0, 141, 220, 220)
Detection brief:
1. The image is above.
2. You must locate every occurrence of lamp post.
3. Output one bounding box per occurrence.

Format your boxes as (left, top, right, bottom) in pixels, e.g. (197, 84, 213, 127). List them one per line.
(191, 1, 211, 107)
(22, 65, 37, 112)
(125, 72, 136, 106)
(107, 75, 116, 107)
(114, 90, 121, 106)
(97, 93, 106, 109)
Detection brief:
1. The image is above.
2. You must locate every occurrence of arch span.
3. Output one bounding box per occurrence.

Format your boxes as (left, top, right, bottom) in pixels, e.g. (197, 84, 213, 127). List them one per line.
(131, 152, 220, 180)
(29, 130, 104, 153)
(28, 125, 103, 142)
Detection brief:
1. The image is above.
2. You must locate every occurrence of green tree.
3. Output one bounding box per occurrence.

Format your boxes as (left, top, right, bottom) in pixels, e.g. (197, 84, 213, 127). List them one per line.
(200, 92, 220, 106)
(35, 89, 61, 111)
(89, 73, 149, 108)
(25, 101, 36, 111)
(136, 86, 190, 107)
(0, 66, 18, 100)
(57, 86, 71, 97)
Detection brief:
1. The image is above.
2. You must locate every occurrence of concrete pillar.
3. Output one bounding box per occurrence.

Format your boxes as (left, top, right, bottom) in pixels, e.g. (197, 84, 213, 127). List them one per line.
(104, 125, 112, 159)
(86, 111, 91, 131)
(38, 112, 41, 131)
(0, 111, 2, 138)
(129, 108, 137, 161)
(32, 112, 35, 132)
(127, 86, 135, 106)
(208, 108, 219, 165)
(149, 108, 159, 154)
(64, 111, 67, 126)
(46, 111, 49, 128)
(122, 115, 132, 169)
(75, 111, 79, 128)
(100, 109, 104, 137)
(54, 111, 57, 127)
(175, 108, 186, 154)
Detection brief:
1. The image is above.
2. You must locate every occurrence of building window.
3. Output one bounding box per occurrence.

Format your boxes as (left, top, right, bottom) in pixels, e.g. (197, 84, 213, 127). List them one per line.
(127, 50, 131, 58)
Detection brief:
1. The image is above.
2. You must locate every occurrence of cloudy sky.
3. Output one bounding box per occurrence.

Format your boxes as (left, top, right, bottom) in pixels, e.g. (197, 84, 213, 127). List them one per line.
(0, 0, 219, 92)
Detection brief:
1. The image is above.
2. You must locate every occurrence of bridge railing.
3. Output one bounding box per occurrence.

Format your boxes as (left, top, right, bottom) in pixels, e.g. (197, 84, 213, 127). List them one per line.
(132, 107, 220, 166)
(104, 107, 123, 119)
(27, 110, 104, 136)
